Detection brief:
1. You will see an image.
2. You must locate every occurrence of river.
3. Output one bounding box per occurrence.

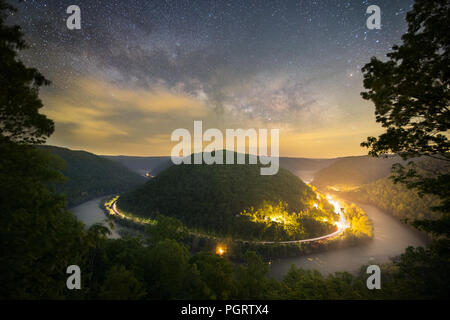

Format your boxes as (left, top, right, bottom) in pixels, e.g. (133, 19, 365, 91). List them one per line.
(71, 196, 428, 278)
(70, 196, 122, 239)
(268, 202, 427, 278)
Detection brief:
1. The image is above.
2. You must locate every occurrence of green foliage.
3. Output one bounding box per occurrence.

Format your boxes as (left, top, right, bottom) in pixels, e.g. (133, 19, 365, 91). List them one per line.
(0, 139, 99, 299)
(0, 1, 107, 299)
(360, 0, 449, 235)
(281, 266, 348, 299)
(279, 157, 337, 173)
(390, 158, 450, 226)
(240, 201, 335, 241)
(356, 0, 450, 300)
(1, 0, 448, 300)
(361, 0, 449, 160)
(189, 252, 234, 300)
(313, 156, 402, 189)
(386, 241, 450, 299)
(146, 239, 190, 299)
(103, 155, 172, 176)
(145, 214, 188, 243)
(0, 0, 53, 144)
(117, 154, 333, 240)
(85, 235, 449, 300)
(233, 251, 274, 299)
(343, 203, 373, 239)
(345, 176, 442, 222)
(38, 146, 146, 207)
(98, 265, 146, 300)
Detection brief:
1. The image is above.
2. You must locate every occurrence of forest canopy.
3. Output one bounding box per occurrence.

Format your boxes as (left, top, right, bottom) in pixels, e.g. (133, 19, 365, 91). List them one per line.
(38, 145, 146, 207)
(117, 153, 339, 241)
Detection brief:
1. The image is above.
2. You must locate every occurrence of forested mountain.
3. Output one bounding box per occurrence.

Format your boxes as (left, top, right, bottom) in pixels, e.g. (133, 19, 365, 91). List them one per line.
(146, 158, 173, 176)
(343, 177, 442, 222)
(38, 146, 146, 207)
(104, 153, 338, 182)
(312, 156, 403, 190)
(117, 152, 338, 241)
(102, 155, 171, 176)
(313, 155, 443, 223)
(279, 157, 337, 174)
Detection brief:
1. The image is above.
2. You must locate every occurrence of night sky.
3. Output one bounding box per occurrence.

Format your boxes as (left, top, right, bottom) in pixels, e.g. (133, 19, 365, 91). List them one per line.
(11, 0, 414, 157)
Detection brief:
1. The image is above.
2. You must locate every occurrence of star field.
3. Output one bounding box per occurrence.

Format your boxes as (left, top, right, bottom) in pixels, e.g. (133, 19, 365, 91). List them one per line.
(11, 0, 414, 157)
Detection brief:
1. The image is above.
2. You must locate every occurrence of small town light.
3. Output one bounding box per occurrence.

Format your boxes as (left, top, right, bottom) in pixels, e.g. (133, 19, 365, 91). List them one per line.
(216, 245, 226, 256)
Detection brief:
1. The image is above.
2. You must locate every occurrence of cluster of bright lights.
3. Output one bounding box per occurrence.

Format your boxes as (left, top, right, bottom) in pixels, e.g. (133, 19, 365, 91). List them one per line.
(326, 195, 350, 231)
(270, 216, 285, 223)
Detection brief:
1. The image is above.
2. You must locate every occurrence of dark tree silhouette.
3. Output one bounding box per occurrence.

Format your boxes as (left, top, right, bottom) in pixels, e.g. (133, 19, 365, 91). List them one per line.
(360, 0, 450, 299)
(361, 0, 449, 235)
(1, 0, 448, 300)
(0, 1, 102, 298)
(0, 0, 53, 144)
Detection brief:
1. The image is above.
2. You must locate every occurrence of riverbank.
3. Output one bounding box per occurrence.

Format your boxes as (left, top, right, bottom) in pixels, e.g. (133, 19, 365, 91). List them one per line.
(330, 191, 431, 245)
(71, 196, 427, 278)
(70, 196, 123, 239)
(267, 202, 427, 278)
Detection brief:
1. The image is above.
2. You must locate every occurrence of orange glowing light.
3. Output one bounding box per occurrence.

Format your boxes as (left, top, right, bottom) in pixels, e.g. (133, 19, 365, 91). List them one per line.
(216, 246, 226, 256)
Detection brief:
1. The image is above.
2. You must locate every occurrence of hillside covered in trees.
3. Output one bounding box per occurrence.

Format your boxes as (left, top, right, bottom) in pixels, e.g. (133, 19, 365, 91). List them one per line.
(105, 154, 338, 181)
(117, 152, 339, 241)
(38, 146, 146, 207)
(278, 157, 337, 175)
(1, 0, 448, 303)
(316, 156, 446, 224)
(312, 156, 402, 190)
(102, 155, 171, 176)
(343, 177, 442, 223)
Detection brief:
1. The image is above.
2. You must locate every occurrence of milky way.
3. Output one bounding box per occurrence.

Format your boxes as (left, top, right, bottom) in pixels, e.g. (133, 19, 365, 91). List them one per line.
(10, 0, 414, 157)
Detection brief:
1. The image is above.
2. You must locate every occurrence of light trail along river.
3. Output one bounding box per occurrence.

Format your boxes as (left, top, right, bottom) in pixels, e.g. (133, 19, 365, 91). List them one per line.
(71, 196, 427, 277)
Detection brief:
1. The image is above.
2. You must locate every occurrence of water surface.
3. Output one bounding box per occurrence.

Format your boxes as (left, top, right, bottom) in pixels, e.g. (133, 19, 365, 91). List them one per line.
(71, 196, 428, 278)
(268, 203, 427, 278)
(71, 196, 121, 239)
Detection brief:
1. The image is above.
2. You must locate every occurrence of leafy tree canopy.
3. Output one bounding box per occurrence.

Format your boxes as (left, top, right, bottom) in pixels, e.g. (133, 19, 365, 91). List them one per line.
(0, 0, 53, 144)
(361, 0, 449, 234)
